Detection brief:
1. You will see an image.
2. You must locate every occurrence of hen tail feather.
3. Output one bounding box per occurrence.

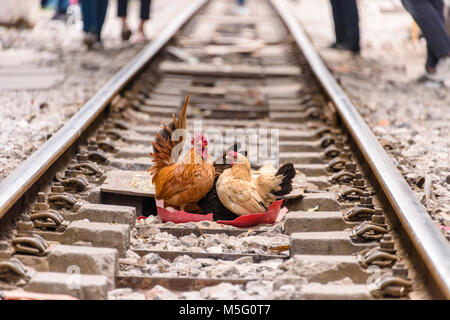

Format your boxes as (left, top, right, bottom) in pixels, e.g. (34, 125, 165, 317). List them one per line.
(272, 162, 296, 196)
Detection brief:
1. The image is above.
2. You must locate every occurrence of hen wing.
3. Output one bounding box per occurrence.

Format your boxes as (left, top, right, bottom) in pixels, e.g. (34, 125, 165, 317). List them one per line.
(220, 178, 267, 215)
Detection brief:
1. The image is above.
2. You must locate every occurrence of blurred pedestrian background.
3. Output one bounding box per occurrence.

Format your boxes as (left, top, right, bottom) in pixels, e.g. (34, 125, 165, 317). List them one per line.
(80, 0, 108, 49)
(41, 0, 69, 20)
(234, 0, 248, 15)
(401, 0, 450, 82)
(329, 0, 360, 54)
(118, 0, 151, 43)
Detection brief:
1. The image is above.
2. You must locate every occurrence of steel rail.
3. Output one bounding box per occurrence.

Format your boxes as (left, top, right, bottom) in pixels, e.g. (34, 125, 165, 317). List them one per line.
(271, 0, 450, 298)
(0, 0, 209, 219)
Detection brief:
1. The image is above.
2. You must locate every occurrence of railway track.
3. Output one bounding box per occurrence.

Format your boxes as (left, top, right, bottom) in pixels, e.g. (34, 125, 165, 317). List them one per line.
(0, 0, 449, 300)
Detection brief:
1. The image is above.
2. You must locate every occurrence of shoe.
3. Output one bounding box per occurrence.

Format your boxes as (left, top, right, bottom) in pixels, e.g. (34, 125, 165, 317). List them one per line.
(121, 28, 132, 41)
(329, 41, 360, 54)
(425, 55, 438, 74)
(91, 41, 104, 51)
(52, 12, 67, 21)
(329, 42, 344, 49)
(428, 56, 450, 82)
(417, 73, 445, 87)
(135, 31, 148, 44)
(83, 32, 96, 49)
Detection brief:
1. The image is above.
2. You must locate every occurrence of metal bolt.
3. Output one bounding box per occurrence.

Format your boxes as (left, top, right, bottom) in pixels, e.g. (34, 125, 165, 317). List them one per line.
(334, 138, 344, 149)
(392, 263, 408, 279)
(382, 234, 392, 241)
(371, 209, 385, 224)
(97, 130, 106, 141)
(380, 234, 395, 252)
(51, 183, 65, 193)
(360, 192, 373, 206)
(353, 178, 365, 188)
(0, 240, 11, 259)
(354, 172, 366, 187)
(342, 146, 350, 155)
(76, 154, 88, 162)
(345, 162, 357, 173)
(17, 219, 34, 233)
(33, 193, 48, 211)
(88, 140, 98, 151)
(37, 192, 46, 203)
(65, 170, 77, 178)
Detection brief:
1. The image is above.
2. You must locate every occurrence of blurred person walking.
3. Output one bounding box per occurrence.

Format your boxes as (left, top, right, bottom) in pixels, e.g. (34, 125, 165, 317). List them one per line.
(41, 0, 69, 20)
(53, 0, 69, 20)
(401, 0, 450, 82)
(329, 0, 360, 54)
(118, 0, 151, 42)
(80, 0, 108, 49)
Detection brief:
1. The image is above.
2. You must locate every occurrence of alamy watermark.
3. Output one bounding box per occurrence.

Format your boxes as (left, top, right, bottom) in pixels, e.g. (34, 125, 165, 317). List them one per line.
(170, 119, 280, 167)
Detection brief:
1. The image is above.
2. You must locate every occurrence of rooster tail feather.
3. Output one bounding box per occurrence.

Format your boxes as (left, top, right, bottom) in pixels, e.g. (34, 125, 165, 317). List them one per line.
(149, 96, 190, 176)
(272, 162, 296, 196)
(177, 95, 189, 130)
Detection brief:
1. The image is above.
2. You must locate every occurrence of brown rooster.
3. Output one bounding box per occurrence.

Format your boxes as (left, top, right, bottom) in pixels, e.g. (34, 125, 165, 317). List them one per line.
(149, 96, 215, 212)
(216, 151, 295, 216)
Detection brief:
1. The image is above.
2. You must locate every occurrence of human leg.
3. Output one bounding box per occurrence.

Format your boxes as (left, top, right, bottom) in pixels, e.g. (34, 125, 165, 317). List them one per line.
(95, 0, 109, 42)
(118, 0, 132, 40)
(56, 0, 69, 14)
(402, 0, 450, 60)
(140, 0, 151, 21)
(136, 0, 151, 41)
(80, 0, 97, 48)
(80, 0, 95, 34)
(330, 0, 346, 44)
(341, 0, 360, 52)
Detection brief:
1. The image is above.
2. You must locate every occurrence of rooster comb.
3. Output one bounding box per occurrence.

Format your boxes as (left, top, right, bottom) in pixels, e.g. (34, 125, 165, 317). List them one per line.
(191, 133, 208, 146)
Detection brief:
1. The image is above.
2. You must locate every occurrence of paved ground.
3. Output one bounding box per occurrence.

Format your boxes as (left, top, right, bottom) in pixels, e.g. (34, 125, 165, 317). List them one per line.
(294, 0, 450, 233)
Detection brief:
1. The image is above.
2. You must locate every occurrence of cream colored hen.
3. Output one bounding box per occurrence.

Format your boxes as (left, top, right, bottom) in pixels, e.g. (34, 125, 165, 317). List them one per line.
(216, 151, 295, 216)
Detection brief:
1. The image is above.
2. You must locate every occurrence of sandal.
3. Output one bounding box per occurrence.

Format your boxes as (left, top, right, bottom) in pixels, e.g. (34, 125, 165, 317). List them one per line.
(121, 28, 132, 41)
